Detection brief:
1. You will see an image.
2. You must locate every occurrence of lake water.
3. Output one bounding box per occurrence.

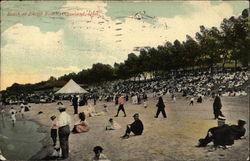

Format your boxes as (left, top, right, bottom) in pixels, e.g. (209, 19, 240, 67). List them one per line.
(0, 115, 46, 160)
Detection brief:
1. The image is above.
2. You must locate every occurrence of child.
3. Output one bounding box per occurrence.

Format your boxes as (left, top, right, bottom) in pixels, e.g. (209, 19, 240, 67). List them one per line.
(9, 107, 16, 127)
(50, 115, 58, 146)
(103, 104, 108, 112)
(143, 100, 147, 108)
(189, 97, 194, 106)
(20, 104, 25, 119)
(106, 118, 121, 130)
(93, 146, 110, 161)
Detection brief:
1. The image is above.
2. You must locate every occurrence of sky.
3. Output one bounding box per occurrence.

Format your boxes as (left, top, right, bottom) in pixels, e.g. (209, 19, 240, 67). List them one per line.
(0, 1, 248, 90)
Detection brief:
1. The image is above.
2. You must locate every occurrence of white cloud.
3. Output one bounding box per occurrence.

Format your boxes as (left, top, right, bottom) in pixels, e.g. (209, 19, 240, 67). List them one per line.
(1, 1, 239, 90)
(155, 1, 234, 42)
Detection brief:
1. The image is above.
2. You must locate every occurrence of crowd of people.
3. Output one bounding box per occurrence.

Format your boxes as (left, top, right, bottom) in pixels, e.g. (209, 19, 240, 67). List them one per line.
(92, 70, 249, 101)
(1, 70, 248, 160)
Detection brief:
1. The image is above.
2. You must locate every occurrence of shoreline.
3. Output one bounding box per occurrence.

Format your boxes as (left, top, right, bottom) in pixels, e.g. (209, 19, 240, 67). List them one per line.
(28, 117, 52, 161)
(0, 105, 53, 161)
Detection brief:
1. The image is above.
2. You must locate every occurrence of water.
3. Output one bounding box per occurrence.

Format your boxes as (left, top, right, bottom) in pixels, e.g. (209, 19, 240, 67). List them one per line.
(0, 115, 46, 160)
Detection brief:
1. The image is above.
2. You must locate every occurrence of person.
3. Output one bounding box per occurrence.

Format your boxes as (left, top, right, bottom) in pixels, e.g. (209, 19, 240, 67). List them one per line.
(189, 97, 194, 106)
(9, 107, 16, 127)
(230, 120, 246, 140)
(72, 112, 90, 133)
(92, 146, 110, 161)
(154, 97, 167, 118)
(20, 104, 25, 119)
(106, 118, 121, 130)
(50, 115, 58, 146)
(197, 96, 202, 103)
(115, 96, 126, 117)
(196, 117, 234, 148)
(103, 104, 108, 113)
(171, 94, 176, 102)
(72, 95, 78, 114)
(121, 113, 144, 139)
(213, 95, 224, 119)
(94, 96, 97, 105)
(143, 100, 147, 108)
(57, 106, 72, 159)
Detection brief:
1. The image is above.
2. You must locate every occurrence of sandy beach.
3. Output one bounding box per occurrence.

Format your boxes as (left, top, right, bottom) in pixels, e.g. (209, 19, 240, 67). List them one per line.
(2, 94, 249, 161)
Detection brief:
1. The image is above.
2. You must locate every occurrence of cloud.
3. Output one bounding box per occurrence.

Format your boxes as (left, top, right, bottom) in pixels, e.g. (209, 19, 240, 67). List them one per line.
(0, 1, 241, 90)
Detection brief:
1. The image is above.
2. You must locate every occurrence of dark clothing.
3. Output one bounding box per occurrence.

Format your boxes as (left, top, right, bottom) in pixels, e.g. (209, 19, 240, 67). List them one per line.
(59, 125, 70, 159)
(127, 119, 144, 135)
(115, 97, 119, 105)
(72, 97, 78, 114)
(51, 129, 57, 146)
(213, 96, 223, 119)
(116, 104, 126, 116)
(199, 124, 234, 147)
(213, 125, 234, 146)
(155, 99, 167, 118)
(230, 125, 246, 140)
(155, 108, 167, 118)
(197, 97, 202, 103)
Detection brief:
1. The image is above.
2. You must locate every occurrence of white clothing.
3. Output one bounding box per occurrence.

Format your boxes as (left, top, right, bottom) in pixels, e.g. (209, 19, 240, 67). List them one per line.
(9, 109, 16, 122)
(106, 121, 121, 130)
(20, 107, 25, 114)
(9, 109, 16, 115)
(57, 112, 72, 128)
(93, 153, 110, 161)
(0, 149, 6, 161)
(0, 154, 6, 161)
(11, 114, 16, 122)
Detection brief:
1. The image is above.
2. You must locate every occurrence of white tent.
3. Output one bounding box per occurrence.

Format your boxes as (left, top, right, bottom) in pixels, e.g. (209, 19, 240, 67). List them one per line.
(55, 79, 88, 94)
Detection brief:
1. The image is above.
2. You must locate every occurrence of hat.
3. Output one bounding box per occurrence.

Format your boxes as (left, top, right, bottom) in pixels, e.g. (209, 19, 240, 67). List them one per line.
(217, 116, 226, 120)
(50, 115, 56, 120)
(93, 146, 103, 153)
(238, 120, 246, 126)
(133, 113, 139, 117)
(57, 106, 66, 110)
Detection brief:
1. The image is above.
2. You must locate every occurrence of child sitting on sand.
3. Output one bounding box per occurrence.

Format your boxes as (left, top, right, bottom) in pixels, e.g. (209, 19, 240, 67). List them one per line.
(106, 118, 121, 130)
(50, 115, 58, 146)
(92, 146, 110, 161)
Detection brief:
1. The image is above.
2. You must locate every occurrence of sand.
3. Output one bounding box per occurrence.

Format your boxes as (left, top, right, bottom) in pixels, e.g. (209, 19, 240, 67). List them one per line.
(2, 94, 249, 161)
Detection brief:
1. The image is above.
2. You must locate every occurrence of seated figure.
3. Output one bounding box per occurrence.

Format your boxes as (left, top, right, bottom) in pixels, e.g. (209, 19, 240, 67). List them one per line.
(92, 146, 110, 161)
(197, 118, 246, 148)
(72, 112, 90, 133)
(106, 118, 121, 130)
(121, 113, 144, 139)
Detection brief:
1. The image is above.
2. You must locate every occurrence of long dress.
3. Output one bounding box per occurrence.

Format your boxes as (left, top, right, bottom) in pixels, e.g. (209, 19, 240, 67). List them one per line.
(73, 121, 90, 133)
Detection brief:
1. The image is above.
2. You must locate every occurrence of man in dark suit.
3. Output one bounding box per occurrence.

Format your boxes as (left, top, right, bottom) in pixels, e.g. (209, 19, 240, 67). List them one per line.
(197, 118, 246, 148)
(72, 95, 78, 114)
(121, 113, 144, 139)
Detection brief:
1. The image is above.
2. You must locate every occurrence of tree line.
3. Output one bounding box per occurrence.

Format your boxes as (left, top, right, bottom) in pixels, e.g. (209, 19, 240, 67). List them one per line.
(2, 9, 249, 95)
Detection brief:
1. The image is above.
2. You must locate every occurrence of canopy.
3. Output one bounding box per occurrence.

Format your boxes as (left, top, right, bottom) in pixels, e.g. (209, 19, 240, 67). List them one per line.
(55, 79, 88, 94)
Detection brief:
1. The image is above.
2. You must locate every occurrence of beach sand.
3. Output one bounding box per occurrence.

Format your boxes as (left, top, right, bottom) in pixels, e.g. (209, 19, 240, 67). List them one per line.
(3, 94, 249, 161)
